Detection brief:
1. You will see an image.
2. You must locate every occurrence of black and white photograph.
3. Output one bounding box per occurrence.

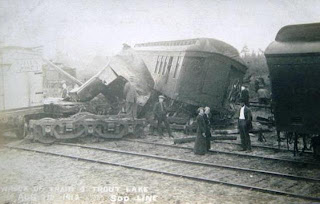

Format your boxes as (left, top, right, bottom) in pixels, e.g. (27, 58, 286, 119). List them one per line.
(0, 0, 320, 203)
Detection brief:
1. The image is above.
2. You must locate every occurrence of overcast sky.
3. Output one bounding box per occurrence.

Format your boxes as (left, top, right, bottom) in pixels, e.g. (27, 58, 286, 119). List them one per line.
(1, 0, 320, 61)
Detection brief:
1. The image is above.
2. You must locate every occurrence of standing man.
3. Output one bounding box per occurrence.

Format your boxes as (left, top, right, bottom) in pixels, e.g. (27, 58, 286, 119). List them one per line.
(61, 82, 68, 99)
(257, 85, 270, 105)
(153, 95, 173, 138)
(240, 86, 250, 106)
(238, 100, 253, 152)
(203, 106, 212, 150)
(123, 78, 138, 118)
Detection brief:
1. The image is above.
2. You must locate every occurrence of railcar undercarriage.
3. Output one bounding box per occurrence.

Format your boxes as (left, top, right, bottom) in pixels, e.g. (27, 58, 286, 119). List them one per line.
(27, 112, 146, 144)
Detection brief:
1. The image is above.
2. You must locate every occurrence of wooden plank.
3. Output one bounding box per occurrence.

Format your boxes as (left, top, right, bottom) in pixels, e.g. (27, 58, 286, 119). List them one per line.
(174, 136, 237, 144)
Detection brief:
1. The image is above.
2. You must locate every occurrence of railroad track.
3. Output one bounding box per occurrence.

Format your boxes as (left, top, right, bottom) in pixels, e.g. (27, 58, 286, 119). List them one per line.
(213, 140, 313, 155)
(123, 139, 320, 167)
(6, 142, 320, 202)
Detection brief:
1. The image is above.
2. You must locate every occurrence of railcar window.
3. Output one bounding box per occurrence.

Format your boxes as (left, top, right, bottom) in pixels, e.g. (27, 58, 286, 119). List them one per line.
(158, 56, 163, 74)
(167, 57, 173, 75)
(173, 57, 181, 78)
(162, 57, 168, 75)
(154, 56, 160, 73)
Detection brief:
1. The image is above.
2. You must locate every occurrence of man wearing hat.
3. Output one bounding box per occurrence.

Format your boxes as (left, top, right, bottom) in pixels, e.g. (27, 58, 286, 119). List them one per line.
(240, 85, 250, 106)
(153, 95, 173, 138)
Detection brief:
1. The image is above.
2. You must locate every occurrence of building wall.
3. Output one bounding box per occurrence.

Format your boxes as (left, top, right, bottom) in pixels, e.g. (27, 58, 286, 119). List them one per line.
(0, 47, 43, 111)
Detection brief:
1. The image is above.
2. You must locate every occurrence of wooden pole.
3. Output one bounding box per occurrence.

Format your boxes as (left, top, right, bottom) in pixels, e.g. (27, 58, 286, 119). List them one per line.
(44, 58, 83, 86)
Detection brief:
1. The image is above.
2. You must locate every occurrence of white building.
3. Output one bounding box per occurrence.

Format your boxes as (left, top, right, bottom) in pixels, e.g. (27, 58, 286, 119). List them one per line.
(0, 46, 43, 111)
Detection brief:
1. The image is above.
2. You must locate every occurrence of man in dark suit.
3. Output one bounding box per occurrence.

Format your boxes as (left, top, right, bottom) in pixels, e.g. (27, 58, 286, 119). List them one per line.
(238, 100, 253, 151)
(153, 95, 173, 138)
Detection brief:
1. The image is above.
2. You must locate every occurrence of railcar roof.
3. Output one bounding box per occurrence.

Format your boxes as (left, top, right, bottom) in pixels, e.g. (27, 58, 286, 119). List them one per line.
(265, 23, 320, 55)
(275, 23, 320, 42)
(134, 38, 244, 65)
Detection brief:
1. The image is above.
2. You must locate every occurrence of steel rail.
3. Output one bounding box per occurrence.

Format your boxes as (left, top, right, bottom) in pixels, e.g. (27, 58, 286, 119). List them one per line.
(123, 139, 320, 167)
(58, 142, 320, 182)
(6, 144, 320, 202)
(214, 141, 313, 154)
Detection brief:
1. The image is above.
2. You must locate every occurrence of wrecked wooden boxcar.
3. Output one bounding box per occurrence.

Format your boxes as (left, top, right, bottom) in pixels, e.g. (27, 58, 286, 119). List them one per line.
(134, 38, 247, 110)
(70, 47, 155, 108)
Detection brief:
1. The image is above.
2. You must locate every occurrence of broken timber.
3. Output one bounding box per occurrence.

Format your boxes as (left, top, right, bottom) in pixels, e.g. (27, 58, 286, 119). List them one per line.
(213, 128, 272, 135)
(174, 135, 237, 144)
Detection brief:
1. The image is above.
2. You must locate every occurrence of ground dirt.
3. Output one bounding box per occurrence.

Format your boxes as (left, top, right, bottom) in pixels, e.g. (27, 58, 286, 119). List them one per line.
(0, 135, 313, 204)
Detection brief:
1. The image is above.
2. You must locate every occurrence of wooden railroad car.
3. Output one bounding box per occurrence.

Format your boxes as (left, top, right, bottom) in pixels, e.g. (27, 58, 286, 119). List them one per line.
(265, 23, 320, 155)
(265, 23, 320, 134)
(134, 38, 247, 110)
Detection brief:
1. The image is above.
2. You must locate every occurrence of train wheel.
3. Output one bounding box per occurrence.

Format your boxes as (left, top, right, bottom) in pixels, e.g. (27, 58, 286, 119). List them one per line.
(36, 134, 56, 144)
(95, 124, 126, 139)
(33, 126, 56, 144)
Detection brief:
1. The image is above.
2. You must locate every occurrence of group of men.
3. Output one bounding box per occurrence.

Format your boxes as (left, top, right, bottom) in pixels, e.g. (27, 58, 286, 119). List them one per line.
(123, 79, 174, 137)
(151, 92, 253, 153)
(193, 86, 253, 153)
(123, 79, 252, 152)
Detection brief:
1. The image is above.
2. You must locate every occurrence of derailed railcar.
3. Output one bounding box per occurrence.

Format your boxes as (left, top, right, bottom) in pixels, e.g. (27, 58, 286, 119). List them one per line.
(0, 46, 85, 139)
(28, 112, 146, 144)
(70, 48, 155, 108)
(265, 23, 320, 155)
(72, 38, 246, 115)
(27, 49, 152, 143)
(134, 38, 247, 110)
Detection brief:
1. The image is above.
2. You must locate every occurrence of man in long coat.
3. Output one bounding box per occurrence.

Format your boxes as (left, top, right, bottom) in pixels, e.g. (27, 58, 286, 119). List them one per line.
(123, 80, 138, 118)
(153, 95, 173, 137)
